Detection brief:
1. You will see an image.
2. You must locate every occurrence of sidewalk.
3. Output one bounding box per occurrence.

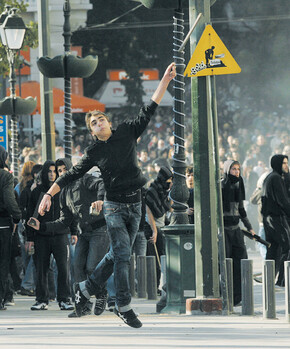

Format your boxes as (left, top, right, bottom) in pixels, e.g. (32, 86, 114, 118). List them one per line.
(0, 252, 289, 349)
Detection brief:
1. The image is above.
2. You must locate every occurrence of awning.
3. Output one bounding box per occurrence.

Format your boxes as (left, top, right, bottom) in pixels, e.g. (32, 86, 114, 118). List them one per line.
(9, 80, 105, 114)
(94, 80, 173, 108)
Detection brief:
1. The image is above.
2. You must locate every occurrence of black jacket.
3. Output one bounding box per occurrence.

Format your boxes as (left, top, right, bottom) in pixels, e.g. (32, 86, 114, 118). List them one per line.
(25, 160, 72, 241)
(43, 172, 106, 234)
(0, 146, 21, 226)
(261, 155, 290, 218)
(56, 102, 158, 196)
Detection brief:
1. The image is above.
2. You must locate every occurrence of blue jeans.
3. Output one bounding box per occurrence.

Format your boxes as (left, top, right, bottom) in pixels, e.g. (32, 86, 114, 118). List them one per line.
(74, 227, 110, 282)
(83, 201, 141, 311)
(258, 225, 267, 259)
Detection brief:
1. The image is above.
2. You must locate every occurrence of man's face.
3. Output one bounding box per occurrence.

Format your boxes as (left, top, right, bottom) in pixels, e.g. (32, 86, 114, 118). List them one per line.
(282, 158, 289, 174)
(230, 164, 240, 177)
(57, 164, 67, 177)
(90, 115, 112, 141)
(186, 172, 194, 188)
(48, 165, 57, 183)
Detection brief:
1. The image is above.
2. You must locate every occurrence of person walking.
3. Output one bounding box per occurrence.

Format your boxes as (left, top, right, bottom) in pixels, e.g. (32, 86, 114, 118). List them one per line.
(37, 62, 176, 328)
(0, 146, 21, 310)
(261, 154, 290, 287)
(221, 160, 255, 306)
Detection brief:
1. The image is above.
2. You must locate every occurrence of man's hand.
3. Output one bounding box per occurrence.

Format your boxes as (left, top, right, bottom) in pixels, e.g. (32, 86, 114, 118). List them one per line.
(38, 195, 52, 216)
(149, 230, 157, 244)
(187, 207, 194, 216)
(27, 217, 40, 230)
(71, 235, 78, 245)
(249, 229, 256, 236)
(25, 241, 34, 253)
(90, 200, 103, 215)
(162, 62, 176, 83)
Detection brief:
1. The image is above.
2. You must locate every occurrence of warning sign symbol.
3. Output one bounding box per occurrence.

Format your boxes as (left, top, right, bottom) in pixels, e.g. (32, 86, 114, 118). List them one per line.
(184, 25, 241, 77)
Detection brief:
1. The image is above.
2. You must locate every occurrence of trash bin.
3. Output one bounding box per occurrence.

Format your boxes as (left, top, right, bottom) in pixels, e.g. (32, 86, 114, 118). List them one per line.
(161, 224, 195, 314)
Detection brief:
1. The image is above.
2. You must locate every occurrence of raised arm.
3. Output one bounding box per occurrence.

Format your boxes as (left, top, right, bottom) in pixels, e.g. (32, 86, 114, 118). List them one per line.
(151, 62, 176, 105)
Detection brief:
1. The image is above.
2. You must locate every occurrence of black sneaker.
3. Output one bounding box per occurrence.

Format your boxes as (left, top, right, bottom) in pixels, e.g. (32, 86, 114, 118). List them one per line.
(59, 301, 74, 311)
(113, 308, 142, 328)
(94, 290, 107, 316)
(31, 302, 48, 310)
(0, 302, 7, 311)
(73, 283, 89, 317)
(107, 301, 115, 312)
(68, 302, 92, 318)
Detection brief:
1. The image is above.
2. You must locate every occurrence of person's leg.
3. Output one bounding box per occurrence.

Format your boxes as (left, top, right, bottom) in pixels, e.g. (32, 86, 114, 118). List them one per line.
(258, 225, 267, 259)
(52, 234, 71, 303)
(0, 228, 12, 307)
(73, 234, 89, 283)
(232, 228, 248, 306)
(33, 235, 51, 305)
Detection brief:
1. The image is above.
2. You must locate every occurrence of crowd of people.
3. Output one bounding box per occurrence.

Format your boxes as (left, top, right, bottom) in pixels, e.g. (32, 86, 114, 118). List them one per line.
(0, 62, 289, 327)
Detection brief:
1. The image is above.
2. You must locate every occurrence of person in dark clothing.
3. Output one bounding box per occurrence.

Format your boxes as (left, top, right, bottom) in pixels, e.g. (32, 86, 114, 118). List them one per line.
(221, 160, 255, 306)
(0, 146, 21, 310)
(186, 166, 194, 224)
(37, 62, 176, 328)
(26, 160, 76, 311)
(29, 158, 111, 317)
(144, 166, 173, 290)
(261, 154, 290, 287)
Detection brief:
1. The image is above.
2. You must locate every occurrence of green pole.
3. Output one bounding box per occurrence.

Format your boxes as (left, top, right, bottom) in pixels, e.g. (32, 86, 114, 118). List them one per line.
(189, 0, 220, 298)
(37, 0, 55, 161)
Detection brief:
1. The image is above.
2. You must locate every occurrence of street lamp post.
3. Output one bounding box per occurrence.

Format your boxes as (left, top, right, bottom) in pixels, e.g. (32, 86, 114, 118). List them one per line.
(0, 8, 27, 178)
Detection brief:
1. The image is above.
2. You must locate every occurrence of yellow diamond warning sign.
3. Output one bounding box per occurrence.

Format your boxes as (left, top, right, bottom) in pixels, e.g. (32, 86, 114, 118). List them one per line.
(184, 25, 241, 77)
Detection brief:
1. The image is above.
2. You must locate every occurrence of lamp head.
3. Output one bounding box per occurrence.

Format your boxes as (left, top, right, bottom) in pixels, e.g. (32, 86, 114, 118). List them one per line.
(2, 8, 26, 50)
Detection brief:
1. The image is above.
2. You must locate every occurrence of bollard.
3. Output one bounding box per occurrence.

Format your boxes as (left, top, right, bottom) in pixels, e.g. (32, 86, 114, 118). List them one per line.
(241, 259, 254, 315)
(262, 260, 276, 319)
(137, 255, 147, 298)
(226, 258, 233, 313)
(129, 255, 136, 297)
(146, 256, 157, 300)
(285, 261, 290, 323)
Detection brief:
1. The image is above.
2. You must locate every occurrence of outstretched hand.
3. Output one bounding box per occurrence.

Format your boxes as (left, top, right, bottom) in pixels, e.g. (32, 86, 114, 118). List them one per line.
(38, 195, 51, 216)
(162, 62, 176, 83)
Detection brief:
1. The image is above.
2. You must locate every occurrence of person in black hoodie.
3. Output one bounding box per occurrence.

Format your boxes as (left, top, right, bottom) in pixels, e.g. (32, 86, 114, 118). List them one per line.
(0, 145, 21, 310)
(261, 154, 290, 287)
(221, 160, 255, 306)
(26, 160, 75, 311)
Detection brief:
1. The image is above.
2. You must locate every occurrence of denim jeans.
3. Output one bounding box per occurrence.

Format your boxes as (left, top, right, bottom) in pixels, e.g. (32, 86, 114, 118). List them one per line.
(74, 227, 110, 282)
(83, 201, 141, 311)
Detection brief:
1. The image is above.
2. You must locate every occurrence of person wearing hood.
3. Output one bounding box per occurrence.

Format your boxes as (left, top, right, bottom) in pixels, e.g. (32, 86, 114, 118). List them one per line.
(261, 154, 290, 287)
(221, 160, 255, 306)
(144, 166, 173, 291)
(37, 63, 176, 328)
(26, 160, 76, 311)
(0, 146, 21, 310)
(29, 158, 112, 318)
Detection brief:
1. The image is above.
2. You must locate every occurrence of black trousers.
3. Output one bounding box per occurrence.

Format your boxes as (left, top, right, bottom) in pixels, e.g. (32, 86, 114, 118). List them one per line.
(224, 226, 248, 305)
(0, 227, 12, 303)
(263, 215, 290, 286)
(33, 234, 70, 304)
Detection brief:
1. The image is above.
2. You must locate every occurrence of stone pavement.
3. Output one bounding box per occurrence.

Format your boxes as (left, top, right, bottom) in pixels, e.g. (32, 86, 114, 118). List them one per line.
(0, 251, 289, 349)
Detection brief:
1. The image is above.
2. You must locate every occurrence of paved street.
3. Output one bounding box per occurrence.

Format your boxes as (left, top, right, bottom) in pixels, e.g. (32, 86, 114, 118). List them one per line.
(0, 252, 289, 349)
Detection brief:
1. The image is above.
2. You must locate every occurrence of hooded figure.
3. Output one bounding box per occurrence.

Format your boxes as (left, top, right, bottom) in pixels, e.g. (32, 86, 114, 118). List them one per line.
(261, 154, 290, 287)
(221, 160, 254, 306)
(144, 166, 173, 291)
(26, 160, 73, 311)
(0, 146, 21, 309)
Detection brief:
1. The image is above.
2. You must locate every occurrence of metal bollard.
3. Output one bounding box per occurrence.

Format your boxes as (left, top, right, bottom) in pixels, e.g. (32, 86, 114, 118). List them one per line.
(241, 259, 254, 315)
(137, 255, 147, 298)
(146, 256, 157, 300)
(226, 258, 233, 313)
(285, 261, 290, 323)
(262, 260, 276, 319)
(129, 255, 136, 297)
